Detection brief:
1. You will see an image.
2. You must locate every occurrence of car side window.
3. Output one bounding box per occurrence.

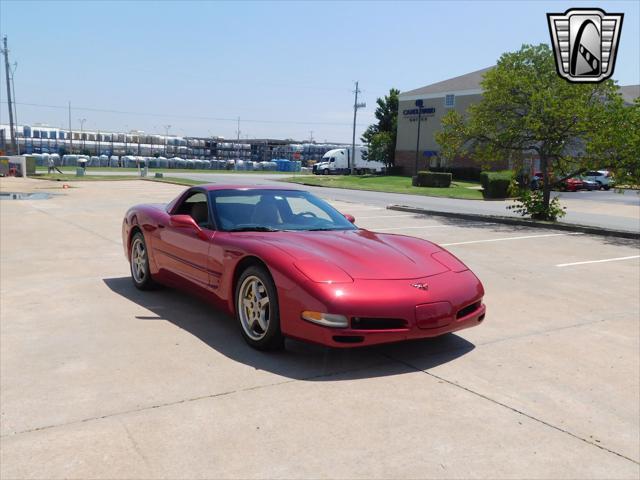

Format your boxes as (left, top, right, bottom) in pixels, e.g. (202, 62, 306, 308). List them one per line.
(176, 191, 211, 228)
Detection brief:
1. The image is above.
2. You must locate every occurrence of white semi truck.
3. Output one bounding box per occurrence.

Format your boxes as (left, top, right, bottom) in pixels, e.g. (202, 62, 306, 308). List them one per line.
(312, 147, 385, 175)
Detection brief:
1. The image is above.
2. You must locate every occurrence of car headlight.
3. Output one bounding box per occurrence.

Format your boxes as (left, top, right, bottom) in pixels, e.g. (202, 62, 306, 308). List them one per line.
(431, 251, 468, 273)
(294, 259, 353, 283)
(301, 311, 349, 328)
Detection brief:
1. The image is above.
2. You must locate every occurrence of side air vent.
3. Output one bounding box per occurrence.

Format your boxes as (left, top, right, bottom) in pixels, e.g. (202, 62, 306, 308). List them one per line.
(457, 302, 481, 319)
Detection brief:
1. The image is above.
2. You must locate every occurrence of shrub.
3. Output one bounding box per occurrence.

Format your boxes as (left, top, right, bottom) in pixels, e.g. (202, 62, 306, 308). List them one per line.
(430, 166, 482, 181)
(507, 188, 566, 220)
(412, 171, 452, 188)
(481, 171, 513, 198)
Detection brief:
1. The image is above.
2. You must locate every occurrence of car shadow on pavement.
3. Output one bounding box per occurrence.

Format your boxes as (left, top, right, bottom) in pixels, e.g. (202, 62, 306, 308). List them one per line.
(103, 277, 475, 381)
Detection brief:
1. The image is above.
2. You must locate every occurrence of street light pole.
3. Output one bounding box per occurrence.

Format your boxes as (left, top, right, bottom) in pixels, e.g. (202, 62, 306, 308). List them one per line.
(414, 100, 423, 176)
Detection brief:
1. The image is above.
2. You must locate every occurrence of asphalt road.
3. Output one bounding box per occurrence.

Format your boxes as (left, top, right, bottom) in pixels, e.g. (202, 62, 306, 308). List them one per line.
(1, 177, 639, 479)
(160, 172, 640, 233)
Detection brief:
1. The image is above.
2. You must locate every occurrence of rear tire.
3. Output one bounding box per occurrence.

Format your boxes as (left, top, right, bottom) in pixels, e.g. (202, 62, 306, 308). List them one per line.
(235, 265, 284, 351)
(130, 232, 157, 290)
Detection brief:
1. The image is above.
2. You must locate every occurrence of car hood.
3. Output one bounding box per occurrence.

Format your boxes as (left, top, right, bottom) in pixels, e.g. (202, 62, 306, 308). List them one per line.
(258, 229, 449, 280)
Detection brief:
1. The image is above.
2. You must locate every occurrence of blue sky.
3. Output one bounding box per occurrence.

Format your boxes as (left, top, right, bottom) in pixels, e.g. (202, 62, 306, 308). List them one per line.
(1, 0, 638, 143)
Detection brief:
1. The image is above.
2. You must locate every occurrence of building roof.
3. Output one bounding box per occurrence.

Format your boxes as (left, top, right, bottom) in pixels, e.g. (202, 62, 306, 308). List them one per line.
(619, 85, 639, 104)
(401, 68, 638, 105)
(400, 66, 494, 98)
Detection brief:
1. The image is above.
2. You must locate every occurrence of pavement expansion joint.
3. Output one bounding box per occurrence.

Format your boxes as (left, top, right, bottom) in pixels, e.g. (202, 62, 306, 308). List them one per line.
(380, 352, 640, 466)
(29, 204, 121, 246)
(0, 358, 392, 439)
(476, 314, 627, 349)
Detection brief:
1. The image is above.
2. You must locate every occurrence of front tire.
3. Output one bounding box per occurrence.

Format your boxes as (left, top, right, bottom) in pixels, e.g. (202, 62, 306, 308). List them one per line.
(323, 169, 329, 175)
(130, 232, 157, 290)
(235, 265, 284, 350)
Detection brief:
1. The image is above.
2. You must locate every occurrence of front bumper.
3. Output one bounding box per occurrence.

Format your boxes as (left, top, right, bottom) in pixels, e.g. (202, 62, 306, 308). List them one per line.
(278, 270, 485, 348)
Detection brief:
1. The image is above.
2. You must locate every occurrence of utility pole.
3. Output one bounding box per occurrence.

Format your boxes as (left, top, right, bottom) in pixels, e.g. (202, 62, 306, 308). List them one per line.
(351, 81, 365, 175)
(163, 124, 171, 157)
(236, 117, 241, 160)
(10, 62, 19, 154)
(2, 36, 17, 154)
(68, 102, 73, 153)
(79, 118, 86, 153)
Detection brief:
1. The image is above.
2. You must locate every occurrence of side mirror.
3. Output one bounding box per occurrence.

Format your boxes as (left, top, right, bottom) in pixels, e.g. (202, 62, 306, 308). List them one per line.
(343, 214, 356, 224)
(170, 214, 209, 240)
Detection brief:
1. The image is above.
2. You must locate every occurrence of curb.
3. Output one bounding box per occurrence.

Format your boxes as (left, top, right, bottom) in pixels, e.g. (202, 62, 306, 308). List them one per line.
(387, 204, 640, 240)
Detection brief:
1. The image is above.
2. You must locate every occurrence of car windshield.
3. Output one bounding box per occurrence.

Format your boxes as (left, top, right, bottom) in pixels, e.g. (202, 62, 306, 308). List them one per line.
(209, 189, 357, 232)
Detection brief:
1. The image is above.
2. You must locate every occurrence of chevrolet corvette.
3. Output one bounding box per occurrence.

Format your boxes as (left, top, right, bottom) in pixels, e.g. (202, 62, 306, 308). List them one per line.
(122, 185, 485, 350)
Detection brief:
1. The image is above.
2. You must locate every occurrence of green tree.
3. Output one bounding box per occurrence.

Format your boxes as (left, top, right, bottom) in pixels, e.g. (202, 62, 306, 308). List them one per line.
(366, 131, 394, 169)
(585, 96, 640, 187)
(362, 88, 399, 168)
(436, 44, 627, 220)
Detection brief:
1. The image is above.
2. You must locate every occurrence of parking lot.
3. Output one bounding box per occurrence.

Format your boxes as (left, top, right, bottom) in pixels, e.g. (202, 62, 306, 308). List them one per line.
(1, 178, 639, 479)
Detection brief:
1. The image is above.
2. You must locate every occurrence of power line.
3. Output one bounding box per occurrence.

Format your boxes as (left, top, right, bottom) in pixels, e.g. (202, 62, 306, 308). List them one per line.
(1, 101, 371, 128)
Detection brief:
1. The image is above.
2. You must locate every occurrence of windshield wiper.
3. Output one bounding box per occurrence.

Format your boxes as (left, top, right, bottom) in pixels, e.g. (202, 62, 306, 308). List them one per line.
(227, 226, 281, 232)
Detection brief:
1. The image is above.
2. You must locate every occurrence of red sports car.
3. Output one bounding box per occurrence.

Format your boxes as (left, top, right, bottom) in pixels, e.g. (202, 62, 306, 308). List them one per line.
(122, 185, 485, 350)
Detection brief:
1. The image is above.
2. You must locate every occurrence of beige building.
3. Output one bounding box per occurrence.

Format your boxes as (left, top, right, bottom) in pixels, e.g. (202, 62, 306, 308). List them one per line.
(395, 67, 639, 175)
(395, 67, 491, 174)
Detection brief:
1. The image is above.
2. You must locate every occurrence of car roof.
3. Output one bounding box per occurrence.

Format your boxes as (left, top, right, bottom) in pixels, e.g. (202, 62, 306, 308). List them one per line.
(198, 184, 302, 192)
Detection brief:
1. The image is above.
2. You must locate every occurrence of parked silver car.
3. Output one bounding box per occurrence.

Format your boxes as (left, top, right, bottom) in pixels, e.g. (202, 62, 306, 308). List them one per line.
(583, 170, 614, 190)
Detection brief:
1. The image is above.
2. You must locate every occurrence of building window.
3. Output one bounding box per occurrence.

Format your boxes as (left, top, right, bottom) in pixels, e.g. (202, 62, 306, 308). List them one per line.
(445, 94, 455, 108)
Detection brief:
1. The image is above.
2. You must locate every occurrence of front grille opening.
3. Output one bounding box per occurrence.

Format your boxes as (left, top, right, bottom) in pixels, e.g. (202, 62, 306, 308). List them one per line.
(333, 335, 364, 344)
(351, 317, 407, 330)
(457, 302, 481, 319)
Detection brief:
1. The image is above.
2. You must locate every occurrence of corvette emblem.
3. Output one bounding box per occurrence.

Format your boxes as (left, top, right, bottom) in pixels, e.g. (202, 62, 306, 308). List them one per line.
(411, 282, 429, 291)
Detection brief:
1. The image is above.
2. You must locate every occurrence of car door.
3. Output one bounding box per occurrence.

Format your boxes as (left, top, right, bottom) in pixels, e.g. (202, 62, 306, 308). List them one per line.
(155, 190, 214, 289)
(585, 171, 599, 184)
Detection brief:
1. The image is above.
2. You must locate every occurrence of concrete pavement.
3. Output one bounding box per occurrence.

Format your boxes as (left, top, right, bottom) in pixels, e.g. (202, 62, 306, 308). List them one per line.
(1, 177, 638, 478)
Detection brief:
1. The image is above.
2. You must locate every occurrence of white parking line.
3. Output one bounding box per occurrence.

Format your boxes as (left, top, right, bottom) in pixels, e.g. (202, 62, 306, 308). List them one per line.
(334, 206, 383, 211)
(556, 255, 640, 267)
(442, 232, 583, 246)
(356, 214, 414, 219)
(375, 223, 495, 231)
